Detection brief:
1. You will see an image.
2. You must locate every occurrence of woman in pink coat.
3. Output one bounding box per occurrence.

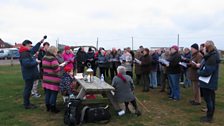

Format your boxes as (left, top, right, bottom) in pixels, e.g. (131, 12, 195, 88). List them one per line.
(62, 46, 75, 70)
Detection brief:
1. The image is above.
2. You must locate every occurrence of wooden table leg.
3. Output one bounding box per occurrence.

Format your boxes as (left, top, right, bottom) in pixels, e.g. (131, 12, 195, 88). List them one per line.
(106, 91, 120, 111)
(76, 88, 86, 99)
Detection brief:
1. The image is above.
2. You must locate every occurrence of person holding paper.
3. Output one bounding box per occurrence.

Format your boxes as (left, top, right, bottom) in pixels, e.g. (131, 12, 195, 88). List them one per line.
(42, 46, 66, 113)
(150, 50, 159, 89)
(109, 48, 121, 80)
(188, 43, 203, 105)
(76, 47, 87, 73)
(197, 41, 220, 123)
(140, 48, 152, 92)
(166, 45, 181, 101)
(62, 46, 75, 70)
(134, 49, 143, 85)
(181, 48, 191, 88)
(120, 48, 133, 78)
(160, 49, 170, 93)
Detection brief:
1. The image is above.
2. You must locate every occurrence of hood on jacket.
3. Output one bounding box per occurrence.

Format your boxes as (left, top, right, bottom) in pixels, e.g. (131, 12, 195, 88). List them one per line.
(19, 46, 30, 53)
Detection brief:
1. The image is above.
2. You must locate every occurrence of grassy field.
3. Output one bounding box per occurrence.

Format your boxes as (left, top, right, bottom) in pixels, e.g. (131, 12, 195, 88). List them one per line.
(0, 64, 224, 126)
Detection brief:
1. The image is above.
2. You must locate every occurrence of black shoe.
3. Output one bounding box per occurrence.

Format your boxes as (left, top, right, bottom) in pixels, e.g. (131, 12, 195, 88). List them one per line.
(142, 89, 149, 92)
(189, 100, 195, 104)
(51, 105, 60, 113)
(46, 104, 50, 112)
(25, 104, 37, 109)
(135, 110, 141, 116)
(191, 101, 201, 106)
(160, 90, 165, 92)
(189, 100, 201, 106)
(200, 116, 213, 123)
(125, 108, 131, 114)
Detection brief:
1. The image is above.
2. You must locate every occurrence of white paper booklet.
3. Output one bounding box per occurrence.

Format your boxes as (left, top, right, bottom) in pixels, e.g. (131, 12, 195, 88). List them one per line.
(199, 75, 212, 84)
(179, 62, 187, 68)
(134, 58, 142, 64)
(158, 58, 170, 66)
(74, 73, 83, 79)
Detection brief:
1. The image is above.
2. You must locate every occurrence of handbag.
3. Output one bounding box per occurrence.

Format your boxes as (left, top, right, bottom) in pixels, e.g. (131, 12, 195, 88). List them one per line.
(80, 105, 111, 124)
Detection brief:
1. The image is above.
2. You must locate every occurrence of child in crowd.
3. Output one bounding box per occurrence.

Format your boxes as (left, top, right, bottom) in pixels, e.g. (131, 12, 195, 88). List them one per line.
(60, 66, 79, 96)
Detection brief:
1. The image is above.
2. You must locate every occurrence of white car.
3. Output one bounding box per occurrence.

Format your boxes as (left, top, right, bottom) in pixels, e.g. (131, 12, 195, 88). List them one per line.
(0, 49, 9, 59)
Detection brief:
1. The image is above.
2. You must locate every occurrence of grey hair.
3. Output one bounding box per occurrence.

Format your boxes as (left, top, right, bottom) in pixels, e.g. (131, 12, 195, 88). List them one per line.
(205, 40, 215, 46)
(47, 46, 58, 56)
(117, 66, 126, 74)
(205, 40, 216, 50)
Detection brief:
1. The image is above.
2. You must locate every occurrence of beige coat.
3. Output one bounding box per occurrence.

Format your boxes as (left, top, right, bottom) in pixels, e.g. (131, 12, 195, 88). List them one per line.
(188, 51, 203, 81)
(134, 52, 143, 75)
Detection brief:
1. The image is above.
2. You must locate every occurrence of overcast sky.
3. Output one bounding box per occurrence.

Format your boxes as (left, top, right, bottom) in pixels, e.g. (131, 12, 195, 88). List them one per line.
(1, 0, 224, 50)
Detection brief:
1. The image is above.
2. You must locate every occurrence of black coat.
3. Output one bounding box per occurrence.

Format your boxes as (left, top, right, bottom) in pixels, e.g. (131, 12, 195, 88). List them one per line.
(140, 54, 152, 74)
(198, 49, 220, 90)
(167, 52, 181, 74)
(76, 51, 87, 68)
(86, 51, 95, 68)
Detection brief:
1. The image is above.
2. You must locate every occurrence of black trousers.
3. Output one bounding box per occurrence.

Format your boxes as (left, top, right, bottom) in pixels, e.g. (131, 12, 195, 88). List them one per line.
(160, 73, 169, 91)
(125, 100, 138, 110)
(99, 67, 105, 77)
(126, 71, 133, 78)
(24, 79, 34, 107)
(136, 74, 141, 85)
(201, 88, 215, 119)
(141, 73, 150, 91)
(110, 66, 117, 81)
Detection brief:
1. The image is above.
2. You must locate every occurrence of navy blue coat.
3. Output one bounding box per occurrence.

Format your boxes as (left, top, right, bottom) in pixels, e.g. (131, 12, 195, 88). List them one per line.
(19, 42, 41, 80)
(198, 49, 220, 90)
(151, 52, 159, 72)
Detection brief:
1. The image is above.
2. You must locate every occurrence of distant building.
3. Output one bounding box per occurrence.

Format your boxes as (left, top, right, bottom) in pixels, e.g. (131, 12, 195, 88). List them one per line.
(0, 39, 13, 48)
(14, 43, 23, 49)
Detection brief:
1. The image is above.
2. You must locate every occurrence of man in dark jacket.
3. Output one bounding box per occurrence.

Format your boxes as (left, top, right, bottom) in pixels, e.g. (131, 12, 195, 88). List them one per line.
(188, 43, 203, 105)
(150, 50, 159, 88)
(19, 37, 45, 109)
(197, 40, 220, 123)
(166, 45, 181, 100)
(140, 48, 152, 92)
(76, 47, 87, 73)
(86, 47, 96, 75)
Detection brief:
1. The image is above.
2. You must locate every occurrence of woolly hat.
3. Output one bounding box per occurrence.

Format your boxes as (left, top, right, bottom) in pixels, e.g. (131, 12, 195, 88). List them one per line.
(64, 46, 70, 51)
(64, 66, 72, 72)
(171, 45, 179, 51)
(22, 40, 32, 46)
(191, 43, 199, 50)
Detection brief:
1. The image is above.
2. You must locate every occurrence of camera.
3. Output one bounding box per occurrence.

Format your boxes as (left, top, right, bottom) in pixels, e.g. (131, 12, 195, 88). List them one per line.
(43, 35, 47, 39)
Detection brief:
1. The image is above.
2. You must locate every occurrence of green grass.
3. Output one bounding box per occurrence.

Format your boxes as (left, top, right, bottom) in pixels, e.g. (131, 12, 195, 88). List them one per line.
(0, 64, 224, 126)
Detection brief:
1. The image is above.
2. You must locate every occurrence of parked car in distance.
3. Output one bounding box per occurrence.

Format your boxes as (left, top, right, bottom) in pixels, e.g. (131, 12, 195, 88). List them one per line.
(7, 48, 20, 59)
(0, 49, 9, 59)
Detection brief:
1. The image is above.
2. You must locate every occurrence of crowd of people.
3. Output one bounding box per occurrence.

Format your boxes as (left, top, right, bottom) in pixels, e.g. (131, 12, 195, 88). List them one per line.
(19, 36, 220, 123)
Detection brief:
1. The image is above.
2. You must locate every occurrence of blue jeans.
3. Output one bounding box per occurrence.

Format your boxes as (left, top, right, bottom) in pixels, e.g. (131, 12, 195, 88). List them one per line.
(23, 79, 34, 107)
(184, 70, 191, 87)
(150, 71, 157, 88)
(45, 89, 58, 106)
(168, 74, 180, 100)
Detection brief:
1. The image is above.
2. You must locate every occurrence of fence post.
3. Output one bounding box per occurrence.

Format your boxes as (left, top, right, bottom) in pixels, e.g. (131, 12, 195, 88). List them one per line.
(11, 56, 13, 66)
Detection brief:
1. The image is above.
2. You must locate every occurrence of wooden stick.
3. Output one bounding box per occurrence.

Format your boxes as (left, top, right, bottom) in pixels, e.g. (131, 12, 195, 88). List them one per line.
(135, 96, 150, 113)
